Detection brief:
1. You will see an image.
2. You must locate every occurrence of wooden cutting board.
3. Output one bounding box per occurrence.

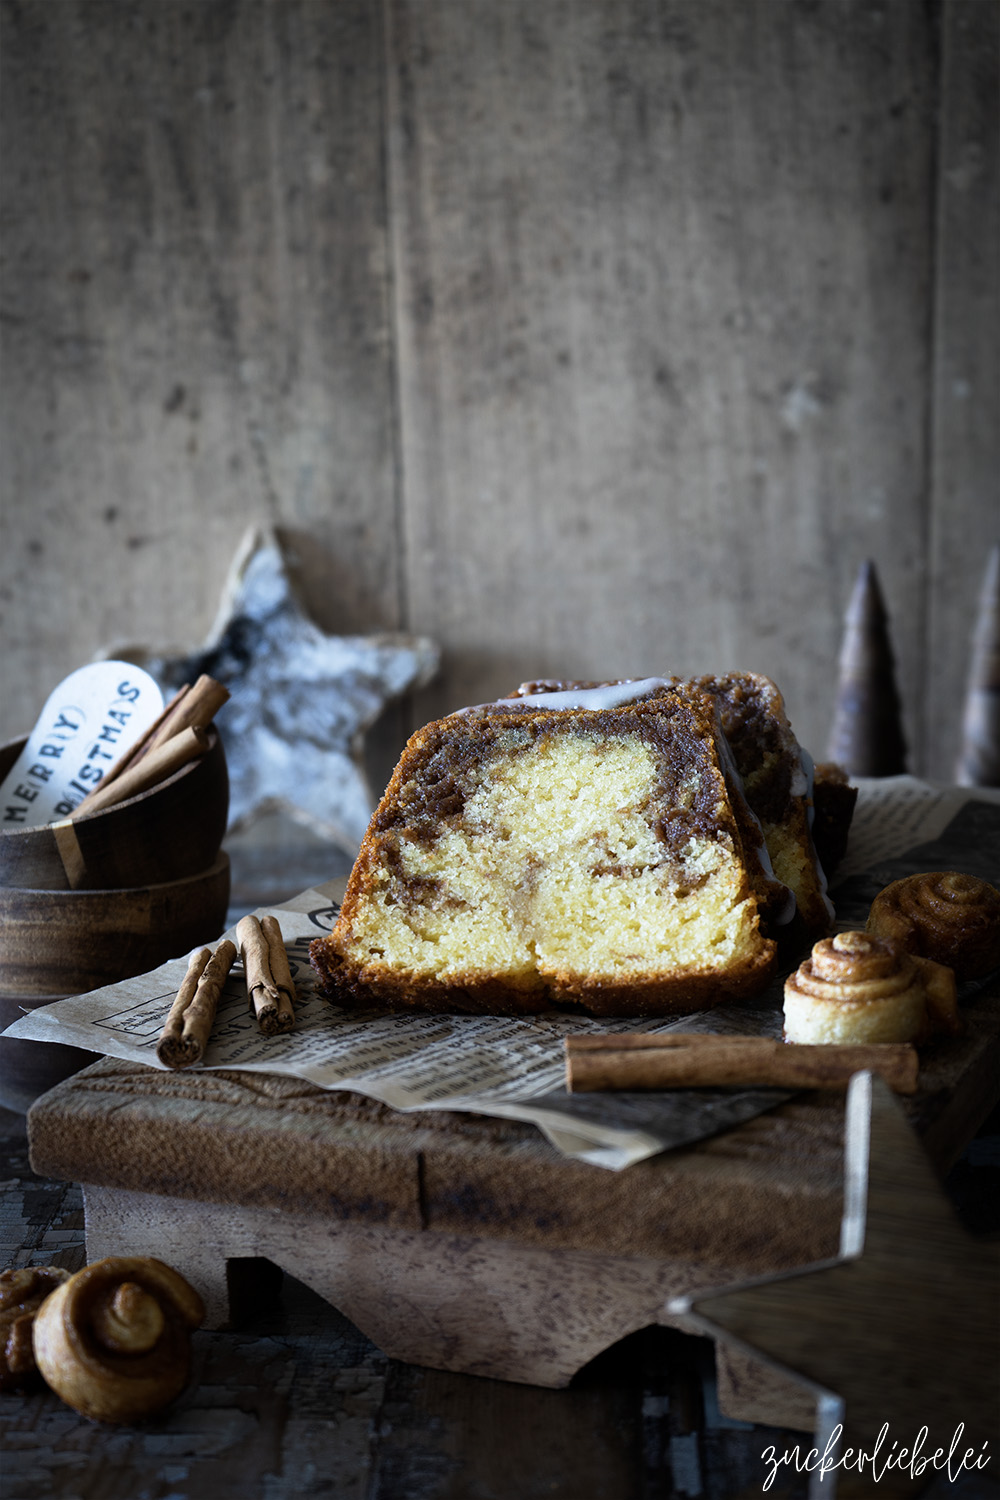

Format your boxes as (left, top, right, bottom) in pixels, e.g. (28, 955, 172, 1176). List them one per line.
(26, 976, 1000, 1431)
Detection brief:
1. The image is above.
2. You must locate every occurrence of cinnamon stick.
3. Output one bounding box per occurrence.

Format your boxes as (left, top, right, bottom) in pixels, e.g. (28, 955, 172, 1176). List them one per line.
(564, 1034, 919, 1095)
(146, 674, 230, 753)
(72, 726, 210, 818)
(156, 940, 237, 1069)
(261, 915, 297, 1016)
(72, 684, 190, 813)
(73, 673, 229, 815)
(237, 915, 296, 1036)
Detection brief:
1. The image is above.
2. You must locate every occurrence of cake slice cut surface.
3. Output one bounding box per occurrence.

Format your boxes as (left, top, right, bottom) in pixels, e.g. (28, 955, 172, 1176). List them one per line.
(510, 672, 836, 936)
(311, 692, 777, 1017)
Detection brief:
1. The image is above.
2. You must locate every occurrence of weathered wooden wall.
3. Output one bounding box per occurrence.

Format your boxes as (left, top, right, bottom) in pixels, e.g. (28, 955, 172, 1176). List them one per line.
(1, 0, 996, 795)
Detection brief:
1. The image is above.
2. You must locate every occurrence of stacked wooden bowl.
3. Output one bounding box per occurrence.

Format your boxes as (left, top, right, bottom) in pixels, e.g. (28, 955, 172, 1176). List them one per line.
(0, 729, 231, 1112)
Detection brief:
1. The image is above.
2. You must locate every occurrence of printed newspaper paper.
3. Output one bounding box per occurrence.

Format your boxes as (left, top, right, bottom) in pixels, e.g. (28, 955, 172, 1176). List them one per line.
(5, 777, 999, 1170)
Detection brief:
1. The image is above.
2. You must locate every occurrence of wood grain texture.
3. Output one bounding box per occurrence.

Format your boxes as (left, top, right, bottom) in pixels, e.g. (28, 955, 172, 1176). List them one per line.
(81, 1181, 721, 1387)
(0, 852, 230, 996)
(27, 976, 1000, 1243)
(682, 1074, 999, 1494)
(927, 0, 1000, 781)
(387, 0, 939, 760)
(27, 1061, 847, 1268)
(23, 972, 999, 1415)
(1, 1104, 823, 1500)
(0, 729, 228, 891)
(1, 0, 997, 808)
(0, 0, 400, 728)
(5, 1069, 1000, 1495)
(714, 1340, 819, 1436)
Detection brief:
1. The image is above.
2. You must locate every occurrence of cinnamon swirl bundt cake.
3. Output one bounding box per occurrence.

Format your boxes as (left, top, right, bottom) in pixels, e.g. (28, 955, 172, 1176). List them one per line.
(310, 683, 782, 1017)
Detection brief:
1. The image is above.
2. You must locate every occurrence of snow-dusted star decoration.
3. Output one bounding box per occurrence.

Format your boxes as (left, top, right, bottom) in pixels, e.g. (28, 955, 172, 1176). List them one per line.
(672, 1072, 998, 1498)
(117, 526, 439, 851)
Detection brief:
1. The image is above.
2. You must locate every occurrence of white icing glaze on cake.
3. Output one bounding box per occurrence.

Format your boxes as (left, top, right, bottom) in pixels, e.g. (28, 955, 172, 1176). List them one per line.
(792, 747, 813, 802)
(459, 678, 674, 714)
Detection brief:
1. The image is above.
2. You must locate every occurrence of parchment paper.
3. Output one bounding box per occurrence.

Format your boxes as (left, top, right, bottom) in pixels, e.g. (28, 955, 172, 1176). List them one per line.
(5, 777, 998, 1170)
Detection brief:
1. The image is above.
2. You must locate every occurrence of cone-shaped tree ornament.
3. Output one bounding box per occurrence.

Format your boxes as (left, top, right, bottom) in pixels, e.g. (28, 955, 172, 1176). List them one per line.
(955, 543, 1000, 786)
(826, 561, 908, 777)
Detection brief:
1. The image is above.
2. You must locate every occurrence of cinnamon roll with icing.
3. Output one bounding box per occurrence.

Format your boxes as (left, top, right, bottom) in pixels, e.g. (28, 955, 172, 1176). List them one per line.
(783, 930, 960, 1045)
(866, 872, 1000, 981)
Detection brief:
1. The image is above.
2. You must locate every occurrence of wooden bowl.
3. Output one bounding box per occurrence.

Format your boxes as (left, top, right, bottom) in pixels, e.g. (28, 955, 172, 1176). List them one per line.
(0, 728, 228, 891)
(0, 853, 231, 1111)
(0, 852, 231, 997)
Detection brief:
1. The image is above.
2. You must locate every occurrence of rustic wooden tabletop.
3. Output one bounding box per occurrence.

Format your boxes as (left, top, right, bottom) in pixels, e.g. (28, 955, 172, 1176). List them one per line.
(3, 1098, 998, 1500)
(2, 854, 998, 1500)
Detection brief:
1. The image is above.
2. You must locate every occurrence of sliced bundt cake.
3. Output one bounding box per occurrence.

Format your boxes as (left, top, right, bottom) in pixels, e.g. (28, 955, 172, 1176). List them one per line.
(311, 686, 779, 1017)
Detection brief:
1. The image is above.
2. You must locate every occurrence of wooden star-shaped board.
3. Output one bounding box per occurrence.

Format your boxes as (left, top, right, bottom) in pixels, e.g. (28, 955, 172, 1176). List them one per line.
(673, 1072, 998, 1498)
(119, 526, 439, 850)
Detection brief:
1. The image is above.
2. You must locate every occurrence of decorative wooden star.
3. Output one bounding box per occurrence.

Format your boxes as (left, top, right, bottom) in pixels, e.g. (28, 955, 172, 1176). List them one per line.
(672, 1073, 998, 1498)
(120, 526, 439, 850)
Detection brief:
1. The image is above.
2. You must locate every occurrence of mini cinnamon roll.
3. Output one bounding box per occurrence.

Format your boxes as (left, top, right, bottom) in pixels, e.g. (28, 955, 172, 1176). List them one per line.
(31, 1257, 204, 1423)
(866, 872, 1000, 981)
(0, 1265, 71, 1392)
(784, 930, 959, 1045)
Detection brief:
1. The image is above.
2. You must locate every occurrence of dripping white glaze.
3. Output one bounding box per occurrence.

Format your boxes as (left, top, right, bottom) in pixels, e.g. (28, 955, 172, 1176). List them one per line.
(459, 677, 674, 714)
(792, 746, 812, 803)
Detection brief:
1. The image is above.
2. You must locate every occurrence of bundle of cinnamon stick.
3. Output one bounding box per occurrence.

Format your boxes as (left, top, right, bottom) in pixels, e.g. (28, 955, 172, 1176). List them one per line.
(73, 674, 230, 819)
(564, 1033, 919, 1095)
(156, 915, 297, 1069)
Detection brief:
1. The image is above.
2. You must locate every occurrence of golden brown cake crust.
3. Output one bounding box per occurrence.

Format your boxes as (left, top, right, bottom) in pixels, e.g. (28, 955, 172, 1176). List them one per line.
(309, 944, 777, 1018)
